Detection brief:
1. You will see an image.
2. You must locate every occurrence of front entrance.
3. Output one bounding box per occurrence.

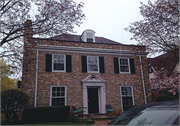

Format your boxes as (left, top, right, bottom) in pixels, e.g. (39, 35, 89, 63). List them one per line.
(88, 88, 99, 113)
(82, 75, 106, 114)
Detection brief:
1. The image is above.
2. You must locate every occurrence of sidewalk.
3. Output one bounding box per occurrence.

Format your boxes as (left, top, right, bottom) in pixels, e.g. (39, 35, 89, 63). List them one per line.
(91, 119, 111, 125)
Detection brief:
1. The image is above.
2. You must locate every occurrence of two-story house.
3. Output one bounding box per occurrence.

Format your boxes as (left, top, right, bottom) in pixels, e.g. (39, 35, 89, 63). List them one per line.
(22, 20, 151, 115)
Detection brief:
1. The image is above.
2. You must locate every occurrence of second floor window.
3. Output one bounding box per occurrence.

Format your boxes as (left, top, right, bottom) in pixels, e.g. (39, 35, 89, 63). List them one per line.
(53, 54, 65, 72)
(114, 57, 136, 74)
(119, 58, 130, 73)
(82, 56, 105, 73)
(46, 54, 72, 72)
(88, 56, 99, 73)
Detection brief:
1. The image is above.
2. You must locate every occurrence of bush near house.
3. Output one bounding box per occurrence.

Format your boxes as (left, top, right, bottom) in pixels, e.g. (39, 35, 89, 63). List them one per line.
(124, 105, 137, 111)
(22, 106, 70, 124)
(1, 89, 28, 124)
(155, 95, 178, 102)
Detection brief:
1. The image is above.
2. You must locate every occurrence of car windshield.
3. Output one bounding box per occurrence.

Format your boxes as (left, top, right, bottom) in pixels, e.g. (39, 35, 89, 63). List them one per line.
(127, 108, 179, 125)
(108, 101, 179, 125)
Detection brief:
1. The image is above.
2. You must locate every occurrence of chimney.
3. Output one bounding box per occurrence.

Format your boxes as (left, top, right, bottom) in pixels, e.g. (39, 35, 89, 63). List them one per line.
(24, 20, 33, 38)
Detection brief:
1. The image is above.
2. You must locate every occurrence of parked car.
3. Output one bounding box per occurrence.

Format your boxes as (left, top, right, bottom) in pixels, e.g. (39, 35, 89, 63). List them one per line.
(108, 100, 179, 125)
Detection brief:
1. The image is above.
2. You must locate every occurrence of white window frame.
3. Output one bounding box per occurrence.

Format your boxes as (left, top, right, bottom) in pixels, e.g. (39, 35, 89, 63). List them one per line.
(119, 57, 131, 74)
(52, 54, 66, 72)
(50, 86, 67, 106)
(87, 56, 99, 73)
(120, 86, 135, 112)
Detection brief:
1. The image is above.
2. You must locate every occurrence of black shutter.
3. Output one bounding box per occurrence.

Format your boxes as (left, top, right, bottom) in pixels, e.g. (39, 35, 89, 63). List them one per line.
(46, 54, 52, 72)
(82, 56, 87, 72)
(99, 57, 105, 73)
(66, 55, 72, 72)
(130, 58, 136, 74)
(113, 57, 119, 74)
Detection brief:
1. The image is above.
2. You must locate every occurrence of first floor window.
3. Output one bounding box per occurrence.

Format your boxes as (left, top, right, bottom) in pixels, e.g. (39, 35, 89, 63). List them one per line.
(51, 86, 66, 106)
(120, 86, 134, 111)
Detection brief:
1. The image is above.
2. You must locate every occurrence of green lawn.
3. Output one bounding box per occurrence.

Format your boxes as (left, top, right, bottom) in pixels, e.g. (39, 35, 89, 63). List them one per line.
(15, 119, 95, 125)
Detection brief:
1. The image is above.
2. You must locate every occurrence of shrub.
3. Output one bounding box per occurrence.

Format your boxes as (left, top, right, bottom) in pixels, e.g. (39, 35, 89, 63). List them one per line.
(68, 115, 77, 122)
(123, 105, 137, 111)
(1, 113, 6, 124)
(22, 106, 70, 124)
(1, 89, 28, 123)
(155, 95, 177, 102)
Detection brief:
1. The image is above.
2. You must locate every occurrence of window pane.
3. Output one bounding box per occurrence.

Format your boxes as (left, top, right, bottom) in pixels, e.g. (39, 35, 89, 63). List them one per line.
(61, 92, 65, 96)
(88, 57, 97, 64)
(52, 87, 56, 91)
(61, 87, 65, 91)
(57, 87, 60, 91)
(88, 64, 98, 71)
(52, 98, 65, 106)
(52, 92, 56, 97)
(54, 55, 64, 63)
(60, 98, 65, 105)
(121, 87, 132, 96)
(120, 59, 128, 65)
(88, 56, 98, 72)
(122, 97, 133, 106)
(120, 66, 129, 72)
(54, 55, 58, 63)
(87, 38, 93, 42)
(54, 63, 64, 70)
(57, 92, 60, 96)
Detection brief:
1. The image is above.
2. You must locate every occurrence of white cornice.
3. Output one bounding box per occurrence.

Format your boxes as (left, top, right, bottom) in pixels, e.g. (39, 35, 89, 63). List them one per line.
(37, 44, 148, 56)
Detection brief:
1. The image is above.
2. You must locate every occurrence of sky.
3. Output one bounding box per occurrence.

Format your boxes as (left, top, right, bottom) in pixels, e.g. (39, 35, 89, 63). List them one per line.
(73, 0, 154, 45)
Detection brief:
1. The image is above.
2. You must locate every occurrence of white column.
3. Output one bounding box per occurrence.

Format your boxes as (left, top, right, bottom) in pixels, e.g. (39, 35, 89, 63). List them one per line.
(101, 86, 106, 114)
(83, 86, 88, 114)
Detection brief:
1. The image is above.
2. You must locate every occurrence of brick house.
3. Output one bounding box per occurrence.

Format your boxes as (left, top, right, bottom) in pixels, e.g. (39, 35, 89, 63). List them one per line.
(22, 20, 151, 114)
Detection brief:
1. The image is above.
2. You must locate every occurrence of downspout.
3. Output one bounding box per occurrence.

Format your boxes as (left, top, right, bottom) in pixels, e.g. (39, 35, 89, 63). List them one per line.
(34, 45, 39, 107)
(139, 55, 147, 104)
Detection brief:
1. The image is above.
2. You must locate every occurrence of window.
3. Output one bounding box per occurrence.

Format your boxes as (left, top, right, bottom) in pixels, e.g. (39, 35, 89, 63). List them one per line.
(119, 58, 130, 73)
(114, 57, 135, 74)
(50, 86, 66, 106)
(82, 56, 105, 73)
(120, 86, 134, 112)
(46, 54, 72, 72)
(87, 38, 93, 42)
(53, 54, 65, 72)
(87, 56, 99, 73)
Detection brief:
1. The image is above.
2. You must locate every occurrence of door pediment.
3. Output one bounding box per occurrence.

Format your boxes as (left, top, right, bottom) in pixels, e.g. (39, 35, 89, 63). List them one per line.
(82, 75, 106, 83)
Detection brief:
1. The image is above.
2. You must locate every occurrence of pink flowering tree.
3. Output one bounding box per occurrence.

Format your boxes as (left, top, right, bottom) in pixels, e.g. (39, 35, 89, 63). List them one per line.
(151, 68, 179, 96)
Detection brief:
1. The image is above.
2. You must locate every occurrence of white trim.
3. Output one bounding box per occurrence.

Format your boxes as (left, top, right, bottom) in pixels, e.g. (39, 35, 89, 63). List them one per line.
(37, 45, 148, 56)
(82, 75, 106, 114)
(118, 57, 131, 74)
(120, 86, 135, 112)
(34, 48, 39, 107)
(50, 85, 67, 106)
(52, 54, 66, 72)
(87, 56, 99, 73)
(139, 56, 147, 104)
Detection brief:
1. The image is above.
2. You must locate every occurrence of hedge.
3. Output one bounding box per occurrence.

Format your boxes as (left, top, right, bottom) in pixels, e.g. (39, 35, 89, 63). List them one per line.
(22, 106, 70, 124)
(155, 95, 177, 102)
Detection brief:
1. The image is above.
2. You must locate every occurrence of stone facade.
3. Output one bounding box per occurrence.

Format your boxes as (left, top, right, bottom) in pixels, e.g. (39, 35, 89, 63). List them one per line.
(22, 29, 151, 115)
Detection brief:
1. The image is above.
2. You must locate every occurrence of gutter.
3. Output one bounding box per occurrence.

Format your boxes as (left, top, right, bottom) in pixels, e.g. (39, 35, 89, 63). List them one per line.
(34, 46, 39, 107)
(139, 55, 147, 104)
